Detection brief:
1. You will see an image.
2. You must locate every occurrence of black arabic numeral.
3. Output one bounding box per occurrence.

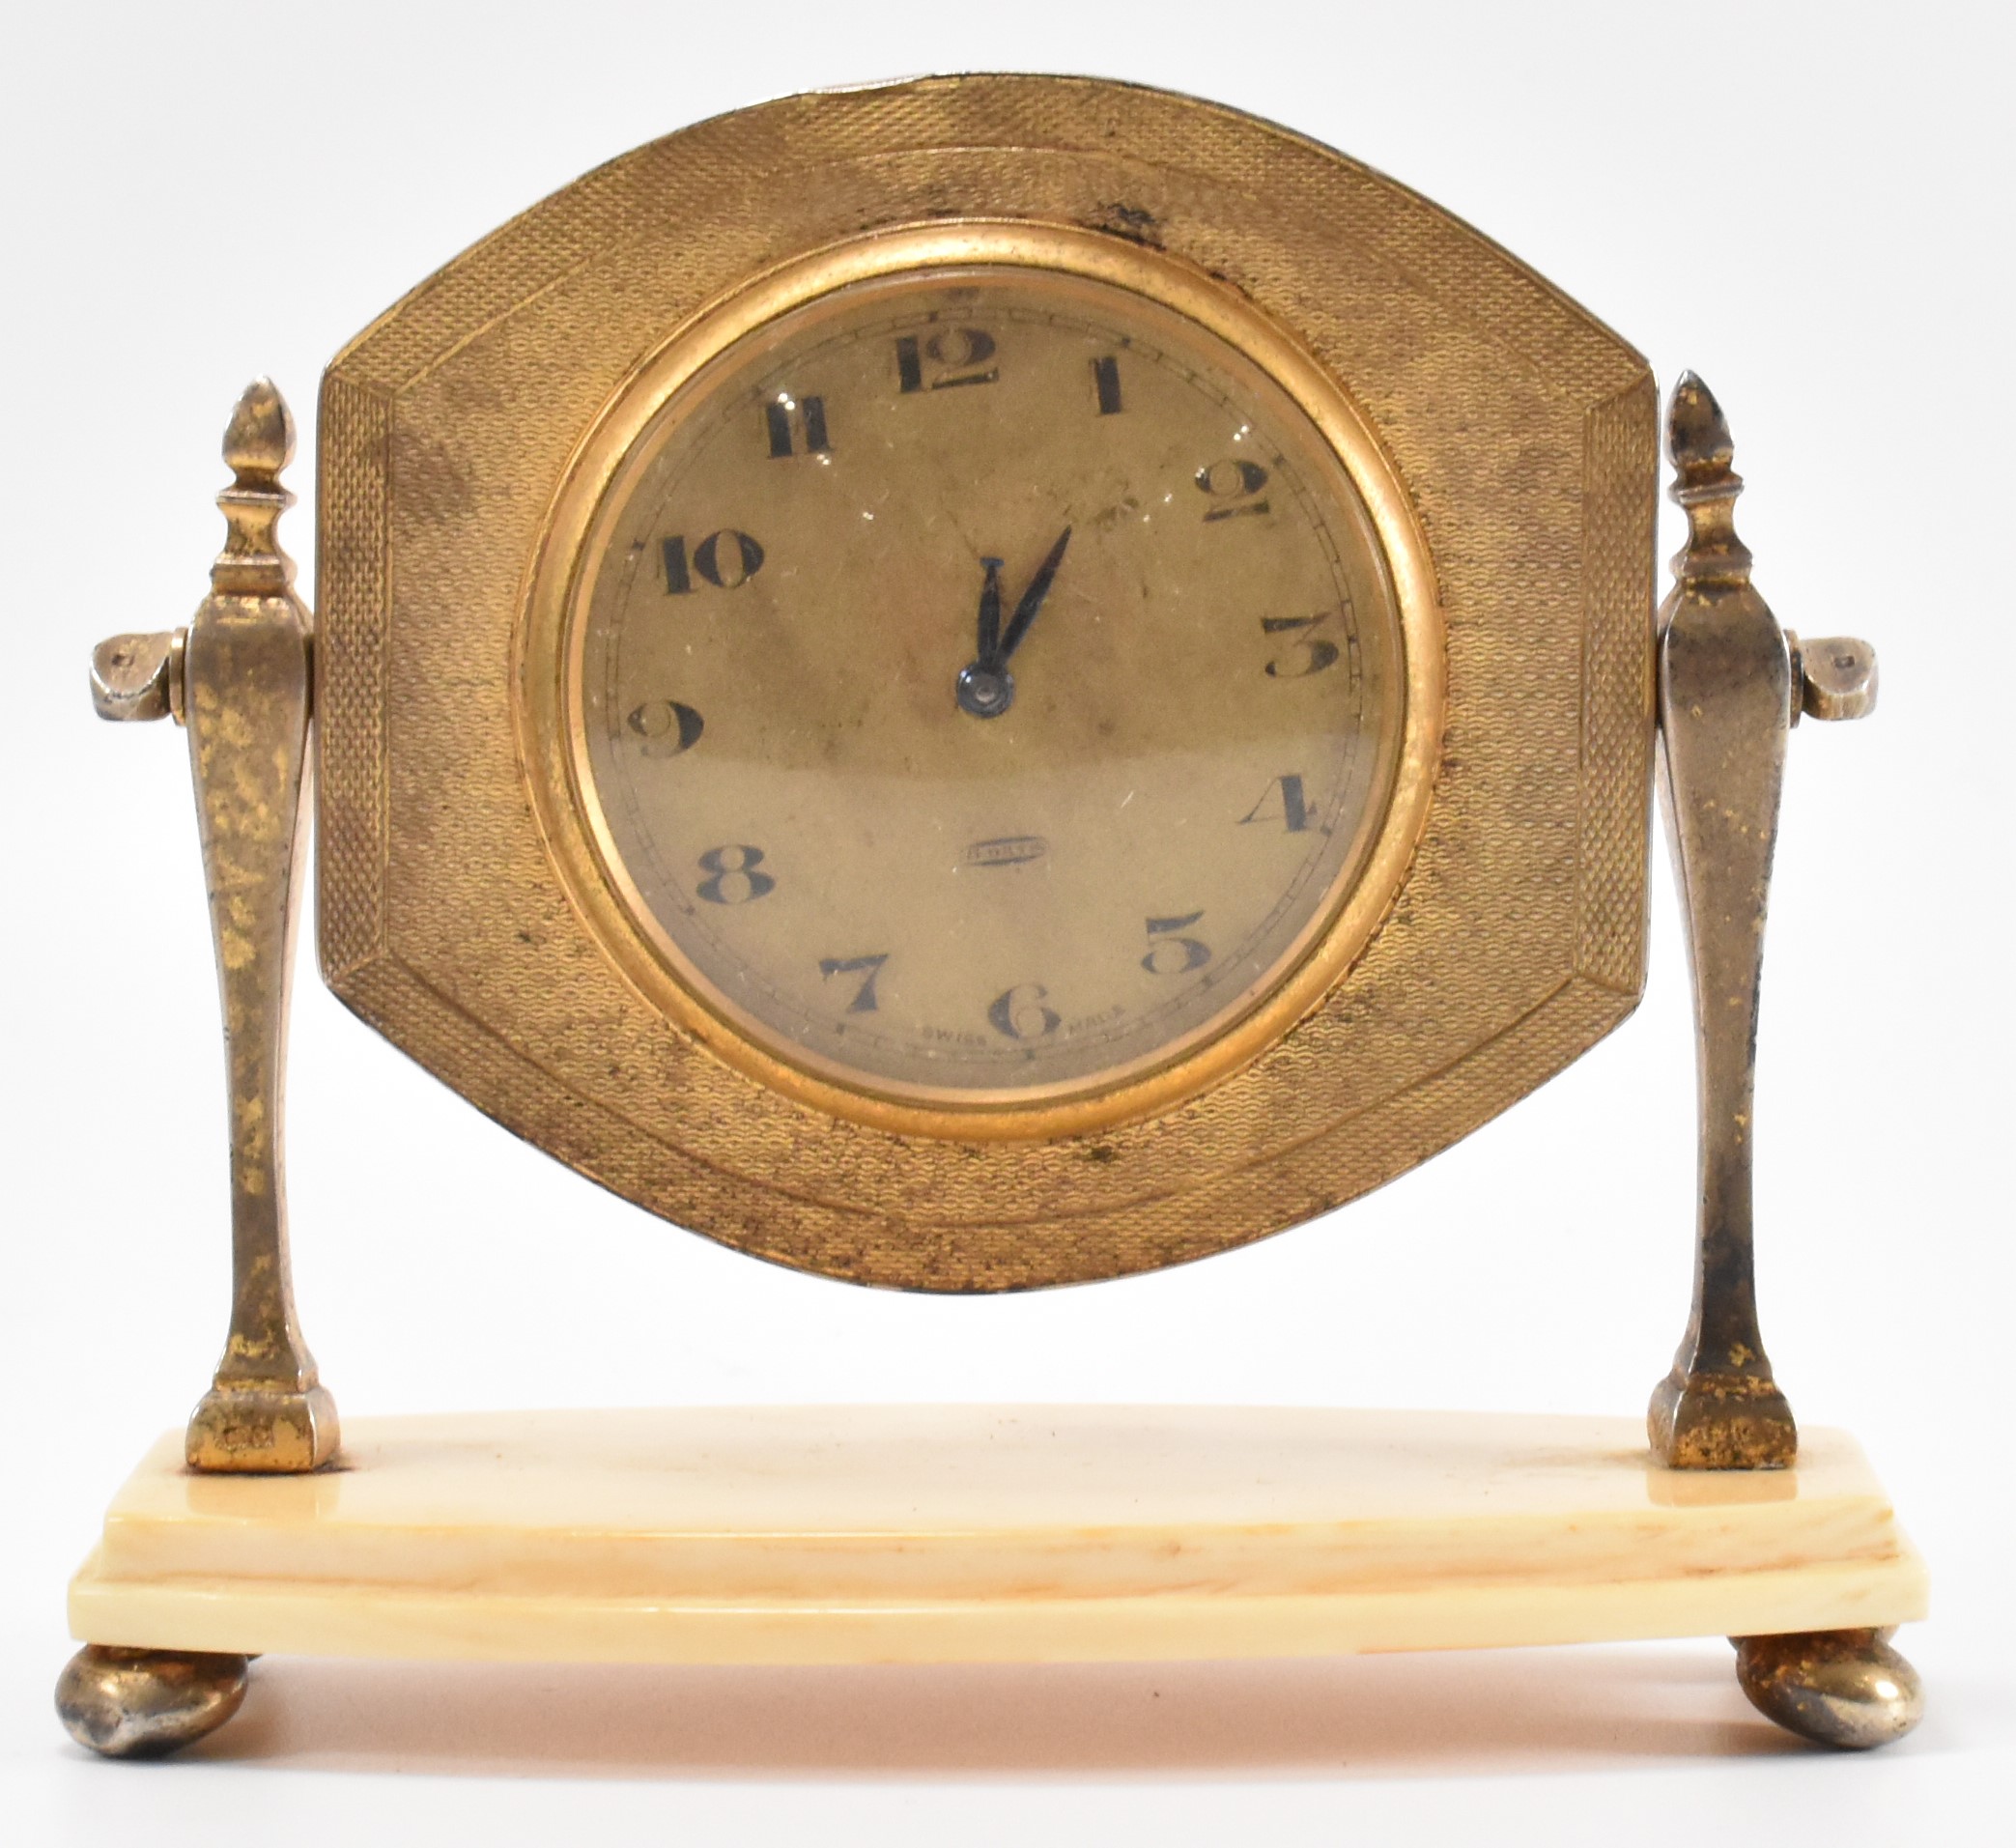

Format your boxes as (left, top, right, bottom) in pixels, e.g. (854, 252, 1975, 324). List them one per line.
(693, 529, 764, 587)
(1196, 458, 1270, 522)
(1239, 774, 1310, 834)
(696, 844, 775, 905)
(625, 699, 705, 758)
(896, 327, 999, 393)
(1261, 611, 1342, 678)
(987, 981, 1061, 1041)
(1141, 912, 1211, 976)
(662, 535, 692, 594)
(663, 530, 765, 593)
(765, 394, 831, 458)
(1092, 355, 1123, 415)
(820, 952, 889, 1014)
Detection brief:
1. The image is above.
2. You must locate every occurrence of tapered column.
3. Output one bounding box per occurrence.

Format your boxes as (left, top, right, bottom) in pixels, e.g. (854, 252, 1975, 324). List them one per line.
(91, 379, 337, 1471)
(1648, 373, 1877, 1469)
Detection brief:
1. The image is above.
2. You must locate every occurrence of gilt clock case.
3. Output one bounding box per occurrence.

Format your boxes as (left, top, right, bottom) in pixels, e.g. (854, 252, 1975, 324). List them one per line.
(315, 73, 1657, 1291)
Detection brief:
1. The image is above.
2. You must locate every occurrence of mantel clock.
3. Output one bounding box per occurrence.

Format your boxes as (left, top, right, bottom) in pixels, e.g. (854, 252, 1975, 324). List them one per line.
(59, 74, 1921, 1760)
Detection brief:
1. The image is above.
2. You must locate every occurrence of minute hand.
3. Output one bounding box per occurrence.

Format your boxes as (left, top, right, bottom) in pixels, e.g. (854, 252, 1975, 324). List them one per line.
(990, 526, 1072, 665)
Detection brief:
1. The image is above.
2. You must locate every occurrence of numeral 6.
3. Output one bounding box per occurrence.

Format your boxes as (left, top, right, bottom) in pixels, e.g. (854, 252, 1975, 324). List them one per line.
(987, 981, 1061, 1041)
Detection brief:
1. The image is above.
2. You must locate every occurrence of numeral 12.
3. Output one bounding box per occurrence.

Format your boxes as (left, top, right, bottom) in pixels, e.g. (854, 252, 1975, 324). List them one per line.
(896, 328, 999, 392)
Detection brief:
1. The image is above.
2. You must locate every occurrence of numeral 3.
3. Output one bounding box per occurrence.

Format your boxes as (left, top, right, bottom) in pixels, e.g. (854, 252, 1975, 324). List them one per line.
(1261, 611, 1341, 678)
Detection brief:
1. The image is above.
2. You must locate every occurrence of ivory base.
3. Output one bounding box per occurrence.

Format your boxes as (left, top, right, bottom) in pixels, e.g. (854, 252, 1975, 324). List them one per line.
(69, 1406, 1926, 1665)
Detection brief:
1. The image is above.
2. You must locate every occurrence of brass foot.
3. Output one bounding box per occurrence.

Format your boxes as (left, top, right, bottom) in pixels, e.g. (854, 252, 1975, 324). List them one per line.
(56, 1644, 250, 1757)
(1732, 1628, 1923, 1749)
(187, 1381, 340, 1472)
(1649, 1368, 1797, 1471)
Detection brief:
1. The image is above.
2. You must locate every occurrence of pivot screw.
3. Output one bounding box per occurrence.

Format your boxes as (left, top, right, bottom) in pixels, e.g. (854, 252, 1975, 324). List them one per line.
(91, 629, 185, 725)
(1788, 633, 1878, 725)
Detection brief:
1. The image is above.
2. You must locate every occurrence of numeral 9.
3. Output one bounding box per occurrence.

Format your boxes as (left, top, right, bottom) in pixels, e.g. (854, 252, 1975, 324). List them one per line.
(626, 699, 705, 757)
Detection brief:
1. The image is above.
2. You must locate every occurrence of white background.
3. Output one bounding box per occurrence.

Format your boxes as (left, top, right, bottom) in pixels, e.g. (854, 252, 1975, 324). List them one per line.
(2, 2, 2010, 1840)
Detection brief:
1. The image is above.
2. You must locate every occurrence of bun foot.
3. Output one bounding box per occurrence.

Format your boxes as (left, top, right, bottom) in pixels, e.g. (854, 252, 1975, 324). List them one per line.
(1733, 1627, 1922, 1749)
(55, 1645, 249, 1757)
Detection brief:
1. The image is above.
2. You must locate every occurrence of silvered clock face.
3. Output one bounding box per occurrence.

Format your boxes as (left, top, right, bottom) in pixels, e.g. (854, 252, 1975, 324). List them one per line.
(569, 263, 1406, 1107)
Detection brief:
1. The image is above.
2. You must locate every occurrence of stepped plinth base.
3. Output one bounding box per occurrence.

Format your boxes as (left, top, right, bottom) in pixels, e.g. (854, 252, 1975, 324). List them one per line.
(65, 1406, 1926, 1753)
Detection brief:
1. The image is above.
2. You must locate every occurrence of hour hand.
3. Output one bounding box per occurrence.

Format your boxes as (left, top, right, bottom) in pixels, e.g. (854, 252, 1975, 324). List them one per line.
(957, 528, 1071, 720)
(975, 554, 1006, 667)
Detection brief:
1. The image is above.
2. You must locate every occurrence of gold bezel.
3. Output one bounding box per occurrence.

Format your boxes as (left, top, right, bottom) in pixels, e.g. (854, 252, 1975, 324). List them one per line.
(317, 74, 1656, 1290)
(520, 221, 1443, 1141)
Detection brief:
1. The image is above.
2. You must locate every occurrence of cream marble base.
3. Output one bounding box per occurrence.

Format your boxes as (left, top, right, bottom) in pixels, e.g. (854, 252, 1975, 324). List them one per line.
(69, 1407, 1926, 1666)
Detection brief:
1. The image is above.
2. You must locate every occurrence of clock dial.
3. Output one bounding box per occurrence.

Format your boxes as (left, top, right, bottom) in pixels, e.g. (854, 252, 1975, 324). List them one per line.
(569, 263, 1407, 1106)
